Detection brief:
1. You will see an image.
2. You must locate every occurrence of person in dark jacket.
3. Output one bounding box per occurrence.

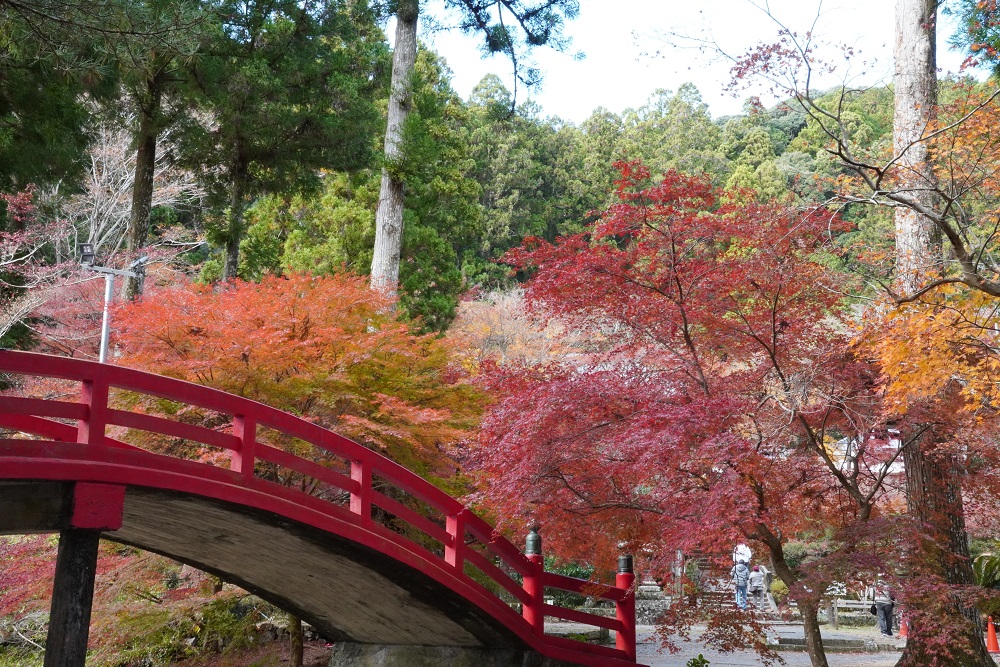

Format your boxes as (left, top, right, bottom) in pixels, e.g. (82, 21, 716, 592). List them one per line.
(874, 580, 895, 636)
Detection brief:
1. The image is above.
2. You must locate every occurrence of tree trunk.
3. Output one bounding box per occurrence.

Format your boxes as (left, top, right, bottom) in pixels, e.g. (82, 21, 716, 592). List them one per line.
(893, 2, 993, 665)
(798, 600, 829, 667)
(893, 0, 939, 294)
(288, 612, 303, 667)
(223, 160, 248, 281)
(123, 74, 163, 301)
(370, 0, 418, 293)
(762, 530, 830, 667)
(897, 432, 992, 667)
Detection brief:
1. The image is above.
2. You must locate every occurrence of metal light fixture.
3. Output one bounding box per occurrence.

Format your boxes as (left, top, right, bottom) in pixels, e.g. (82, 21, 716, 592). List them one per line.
(78, 243, 96, 267)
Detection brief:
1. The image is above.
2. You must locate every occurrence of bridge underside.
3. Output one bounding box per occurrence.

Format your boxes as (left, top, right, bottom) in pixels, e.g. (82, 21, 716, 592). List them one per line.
(0, 480, 525, 650)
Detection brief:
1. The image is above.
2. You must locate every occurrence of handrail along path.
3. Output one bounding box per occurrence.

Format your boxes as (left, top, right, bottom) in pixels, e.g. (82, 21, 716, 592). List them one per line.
(0, 351, 641, 666)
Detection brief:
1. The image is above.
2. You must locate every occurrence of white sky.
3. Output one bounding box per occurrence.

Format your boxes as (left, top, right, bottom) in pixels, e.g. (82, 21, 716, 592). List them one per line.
(416, 0, 974, 124)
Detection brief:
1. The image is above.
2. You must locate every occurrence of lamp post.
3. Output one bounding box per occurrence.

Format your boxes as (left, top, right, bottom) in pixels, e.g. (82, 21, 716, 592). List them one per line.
(78, 244, 147, 363)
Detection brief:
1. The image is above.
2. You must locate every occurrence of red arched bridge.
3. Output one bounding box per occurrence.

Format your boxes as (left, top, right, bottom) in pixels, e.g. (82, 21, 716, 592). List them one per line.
(0, 351, 643, 667)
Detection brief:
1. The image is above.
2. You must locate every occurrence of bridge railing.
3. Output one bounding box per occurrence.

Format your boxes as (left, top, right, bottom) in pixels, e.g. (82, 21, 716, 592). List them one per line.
(0, 351, 637, 664)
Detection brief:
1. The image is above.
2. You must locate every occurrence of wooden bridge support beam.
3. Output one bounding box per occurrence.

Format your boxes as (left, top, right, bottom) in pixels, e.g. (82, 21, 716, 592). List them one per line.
(42, 482, 126, 667)
(44, 529, 101, 667)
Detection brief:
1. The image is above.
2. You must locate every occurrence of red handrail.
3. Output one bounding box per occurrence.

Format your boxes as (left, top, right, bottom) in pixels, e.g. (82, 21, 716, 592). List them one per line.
(0, 351, 638, 665)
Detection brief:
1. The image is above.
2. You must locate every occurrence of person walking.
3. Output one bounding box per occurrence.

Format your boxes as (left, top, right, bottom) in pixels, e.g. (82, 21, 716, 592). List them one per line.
(874, 580, 895, 637)
(731, 559, 750, 609)
(748, 565, 766, 607)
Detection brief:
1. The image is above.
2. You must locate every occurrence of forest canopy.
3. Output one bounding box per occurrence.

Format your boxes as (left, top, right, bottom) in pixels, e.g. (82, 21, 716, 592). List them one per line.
(3, 1, 1000, 666)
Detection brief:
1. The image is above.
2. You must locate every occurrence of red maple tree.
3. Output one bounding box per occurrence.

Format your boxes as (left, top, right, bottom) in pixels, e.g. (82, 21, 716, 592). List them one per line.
(470, 162, 904, 663)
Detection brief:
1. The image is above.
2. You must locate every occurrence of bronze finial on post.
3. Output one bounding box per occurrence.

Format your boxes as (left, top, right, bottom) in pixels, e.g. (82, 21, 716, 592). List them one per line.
(525, 523, 542, 556)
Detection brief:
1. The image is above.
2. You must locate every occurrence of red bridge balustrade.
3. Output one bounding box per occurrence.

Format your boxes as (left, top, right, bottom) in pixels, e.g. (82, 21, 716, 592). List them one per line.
(0, 351, 643, 667)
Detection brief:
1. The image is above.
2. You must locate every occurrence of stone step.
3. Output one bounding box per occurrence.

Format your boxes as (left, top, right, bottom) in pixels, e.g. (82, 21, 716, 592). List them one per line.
(769, 636, 883, 653)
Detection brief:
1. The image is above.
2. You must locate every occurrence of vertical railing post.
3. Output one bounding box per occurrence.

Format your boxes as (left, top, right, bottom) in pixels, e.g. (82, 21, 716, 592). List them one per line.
(350, 459, 371, 522)
(616, 553, 637, 661)
(77, 379, 108, 447)
(522, 525, 544, 636)
(445, 510, 466, 570)
(230, 414, 257, 480)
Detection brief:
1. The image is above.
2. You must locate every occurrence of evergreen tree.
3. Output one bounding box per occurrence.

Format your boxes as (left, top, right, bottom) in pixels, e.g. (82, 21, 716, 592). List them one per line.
(182, 0, 385, 281)
(113, 0, 209, 299)
(464, 76, 606, 287)
(619, 84, 728, 181)
(239, 48, 478, 331)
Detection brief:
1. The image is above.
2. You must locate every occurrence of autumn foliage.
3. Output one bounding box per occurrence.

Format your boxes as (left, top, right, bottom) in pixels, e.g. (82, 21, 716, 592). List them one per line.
(113, 272, 480, 481)
(468, 161, 908, 655)
(0, 273, 482, 662)
(479, 164, 847, 547)
(0, 534, 288, 662)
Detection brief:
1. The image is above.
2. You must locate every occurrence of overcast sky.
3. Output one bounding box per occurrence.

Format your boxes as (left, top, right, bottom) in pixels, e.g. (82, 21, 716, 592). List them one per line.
(415, 0, 974, 124)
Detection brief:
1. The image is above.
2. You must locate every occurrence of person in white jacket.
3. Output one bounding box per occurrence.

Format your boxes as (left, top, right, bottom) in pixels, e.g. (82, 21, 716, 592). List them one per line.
(747, 565, 766, 606)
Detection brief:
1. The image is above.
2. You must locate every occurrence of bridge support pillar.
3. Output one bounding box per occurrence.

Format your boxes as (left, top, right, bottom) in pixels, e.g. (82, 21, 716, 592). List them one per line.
(44, 529, 100, 667)
(326, 643, 581, 667)
(43, 482, 125, 667)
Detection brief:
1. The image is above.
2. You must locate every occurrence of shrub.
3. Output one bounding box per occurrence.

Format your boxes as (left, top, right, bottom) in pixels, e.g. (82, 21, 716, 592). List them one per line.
(544, 558, 597, 608)
(0, 647, 42, 667)
(89, 594, 274, 666)
(770, 579, 789, 603)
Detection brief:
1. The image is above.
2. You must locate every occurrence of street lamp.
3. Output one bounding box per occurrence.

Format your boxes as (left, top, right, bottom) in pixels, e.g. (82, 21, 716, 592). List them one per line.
(78, 244, 147, 363)
(79, 243, 96, 266)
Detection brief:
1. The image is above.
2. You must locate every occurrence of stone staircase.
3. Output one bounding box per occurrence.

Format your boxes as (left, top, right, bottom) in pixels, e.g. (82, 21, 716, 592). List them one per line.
(628, 579, 780, 625)
(767, 634, 900, 653)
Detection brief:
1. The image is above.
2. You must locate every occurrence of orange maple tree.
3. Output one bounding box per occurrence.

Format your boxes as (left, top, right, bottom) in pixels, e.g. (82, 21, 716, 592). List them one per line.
(114, 272, 481, 483)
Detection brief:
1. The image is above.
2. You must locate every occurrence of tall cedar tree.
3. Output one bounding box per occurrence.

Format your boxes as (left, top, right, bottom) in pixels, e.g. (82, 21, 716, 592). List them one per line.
(116, 0, 208, 299)
(0, 0, 188, 192)
(234, 48, 477, 332)
(182, 0, 384, 281)
(370, 0, 579, 293)
(473, 162, 899, 667)
(890, 1, 992, 664)
(0, 60, 91, 193)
